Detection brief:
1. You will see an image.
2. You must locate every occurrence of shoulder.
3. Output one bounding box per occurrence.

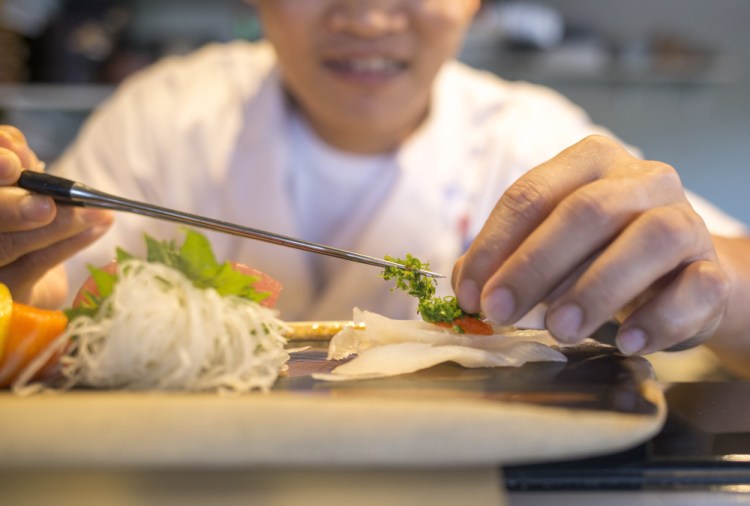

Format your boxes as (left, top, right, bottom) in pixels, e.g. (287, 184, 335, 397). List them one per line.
(82, 40, 282, 163)
(438, 61, 591, 128)
(58, 41, 283, 192)
(109, 40, 275, 104)
(436, 60, 615, 165)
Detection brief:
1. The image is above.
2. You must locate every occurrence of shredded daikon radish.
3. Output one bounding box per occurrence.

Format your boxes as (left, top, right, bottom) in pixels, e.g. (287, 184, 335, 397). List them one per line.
(14, 259, 290, 394)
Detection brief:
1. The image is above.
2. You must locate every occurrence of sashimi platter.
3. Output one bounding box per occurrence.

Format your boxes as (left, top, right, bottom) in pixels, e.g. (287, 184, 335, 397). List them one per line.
(0, 229, 666, 468)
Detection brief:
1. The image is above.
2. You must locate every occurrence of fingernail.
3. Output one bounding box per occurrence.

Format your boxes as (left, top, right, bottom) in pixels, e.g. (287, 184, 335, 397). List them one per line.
(547, 304, 583, 343)
(616, 328, 647, 355)
(20, 195, 53, 222)
(456, 279, 480, 313)
(483, 287, 515, 324)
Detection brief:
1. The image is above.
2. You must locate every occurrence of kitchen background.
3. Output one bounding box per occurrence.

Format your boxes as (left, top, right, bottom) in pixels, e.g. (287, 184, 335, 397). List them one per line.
(1, 0, 749, 225)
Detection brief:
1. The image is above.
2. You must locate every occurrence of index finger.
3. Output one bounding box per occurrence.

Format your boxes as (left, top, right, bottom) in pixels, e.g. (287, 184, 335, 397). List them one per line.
(0, 125, 28, 145)
(452, 135, 634, 314)
(0, 125, 41, 173)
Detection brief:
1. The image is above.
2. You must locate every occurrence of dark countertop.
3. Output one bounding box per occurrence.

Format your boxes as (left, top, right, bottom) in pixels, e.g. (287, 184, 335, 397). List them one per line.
(505, 381, 750, 491)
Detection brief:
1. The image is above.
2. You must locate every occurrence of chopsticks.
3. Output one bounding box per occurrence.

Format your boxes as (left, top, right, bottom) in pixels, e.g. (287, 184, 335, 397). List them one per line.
(17, 170, 445, 278)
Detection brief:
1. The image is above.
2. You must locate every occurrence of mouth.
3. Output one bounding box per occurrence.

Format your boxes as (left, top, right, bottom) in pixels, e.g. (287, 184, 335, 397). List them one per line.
(322, 55, 409, 84)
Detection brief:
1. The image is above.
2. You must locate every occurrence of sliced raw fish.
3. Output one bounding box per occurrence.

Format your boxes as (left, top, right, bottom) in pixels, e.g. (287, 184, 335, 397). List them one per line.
(315, 309, 566, 381)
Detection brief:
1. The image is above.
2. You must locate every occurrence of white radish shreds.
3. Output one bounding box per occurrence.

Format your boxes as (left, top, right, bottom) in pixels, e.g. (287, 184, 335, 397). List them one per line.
(55, 259, 289, 393)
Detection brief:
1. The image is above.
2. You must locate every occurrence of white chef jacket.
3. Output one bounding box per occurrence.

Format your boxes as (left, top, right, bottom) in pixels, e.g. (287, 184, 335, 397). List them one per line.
(54, 41, 747, 321)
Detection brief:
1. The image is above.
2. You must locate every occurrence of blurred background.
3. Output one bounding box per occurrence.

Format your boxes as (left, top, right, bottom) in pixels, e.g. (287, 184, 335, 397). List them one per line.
(1, 0, 749, 225)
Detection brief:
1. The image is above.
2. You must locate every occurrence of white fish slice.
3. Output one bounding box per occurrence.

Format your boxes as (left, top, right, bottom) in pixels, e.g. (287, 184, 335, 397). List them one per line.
(315, 309, 567, 381)
(327, 308, 559, 360)
(313, 341, 566, 381)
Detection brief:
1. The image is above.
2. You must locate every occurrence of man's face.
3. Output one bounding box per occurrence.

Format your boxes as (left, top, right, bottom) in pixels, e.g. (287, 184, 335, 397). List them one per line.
(252, 0, 479, 152)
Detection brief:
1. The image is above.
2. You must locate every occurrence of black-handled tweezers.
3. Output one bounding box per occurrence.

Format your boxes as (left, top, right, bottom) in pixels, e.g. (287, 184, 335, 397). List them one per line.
(17, 170, 444, 278)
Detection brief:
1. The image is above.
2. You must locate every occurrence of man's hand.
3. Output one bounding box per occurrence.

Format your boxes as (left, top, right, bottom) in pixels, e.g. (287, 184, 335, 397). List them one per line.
(453, 135, 729, 355)
(0, 125, 113, 307)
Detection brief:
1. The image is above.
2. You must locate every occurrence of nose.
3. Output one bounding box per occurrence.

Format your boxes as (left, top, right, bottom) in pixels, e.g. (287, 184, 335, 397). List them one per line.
(326, 1, 408, 38)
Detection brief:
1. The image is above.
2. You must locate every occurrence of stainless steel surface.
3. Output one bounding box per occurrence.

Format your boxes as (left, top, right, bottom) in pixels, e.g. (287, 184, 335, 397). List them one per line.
(17, 170, 445, 278)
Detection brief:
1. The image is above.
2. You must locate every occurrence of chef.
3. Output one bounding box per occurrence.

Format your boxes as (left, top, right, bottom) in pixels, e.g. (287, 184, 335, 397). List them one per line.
(0, 0, 749, 374)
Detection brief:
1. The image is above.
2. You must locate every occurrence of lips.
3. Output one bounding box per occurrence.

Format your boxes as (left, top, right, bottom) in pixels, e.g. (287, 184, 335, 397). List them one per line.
(325, 56, 407, 74)
(322, 55, 409, 85)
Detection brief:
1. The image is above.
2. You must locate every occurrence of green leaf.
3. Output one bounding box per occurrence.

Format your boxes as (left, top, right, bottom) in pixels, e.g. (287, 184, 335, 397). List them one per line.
(115, 247, 135, 264)
(91, 266, 118, 298)
(66, 228, 271, 319)
(179, 229, 218, 280)
(144, 235, 181, 269)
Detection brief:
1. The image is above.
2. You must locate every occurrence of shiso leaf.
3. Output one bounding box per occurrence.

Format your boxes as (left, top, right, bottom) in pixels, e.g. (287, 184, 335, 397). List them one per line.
(65, 228, 270, 320)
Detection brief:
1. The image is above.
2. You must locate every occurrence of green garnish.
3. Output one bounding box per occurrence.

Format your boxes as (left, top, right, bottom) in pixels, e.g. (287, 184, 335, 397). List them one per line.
(66, 228, 269, 320)
(381, 254, 478, 332)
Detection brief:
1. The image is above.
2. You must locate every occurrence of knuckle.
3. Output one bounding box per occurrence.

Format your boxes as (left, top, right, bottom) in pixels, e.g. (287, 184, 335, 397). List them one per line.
(640, 205, 700, 253)
(0, 126, 27, 148)
(0, 125, 23, 138)
(559, 186, 613, 229)
(651, 211, 686, 246)
(461, 238, 506, 288)
(0, 131, 13, 149)
(629, 160, 687, 204)
(462, 247, 499, 281)
(588, 278, 622, 310)
(0, 236, 24, 268)
(575, 282, 622, 326)
(580, 134, 618, 151)
(514, 248, 553, 286)
(640, 160, 682, 185)
(0, 147, 20, 176)
(645, 159, 677, 176)
(691, 261, 730, 307)
(499, 177, 552, 223)
(574, 134, 625, 161)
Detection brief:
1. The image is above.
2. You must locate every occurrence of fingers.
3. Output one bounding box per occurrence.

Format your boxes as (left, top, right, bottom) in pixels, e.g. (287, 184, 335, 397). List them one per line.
(543, 202, 716, 344)
(452, 134, 726, 354)
(0, 206, 113, 302)
(0, 187, 56, 231)
(0, 218, 113, 302)
(0, 126, 40, 171)
(0, 125, 114, 306)
(454, 135, 682, 316)
(0, 206, 113, 267)
(485, 174, 685, 325)
(0, 125, 53, 231)
(616, 260, 728, 355)
(1, 125, 28, 145)
(454, 170, 557, 313)
(453, 136, 627, 312)
(0, 147, 22, 184)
